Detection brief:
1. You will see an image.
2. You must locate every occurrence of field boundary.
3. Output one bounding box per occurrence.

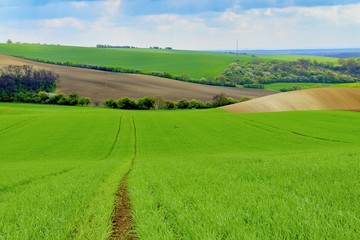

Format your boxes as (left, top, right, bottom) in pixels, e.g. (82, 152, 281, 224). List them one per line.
(110, 115, 137, 240)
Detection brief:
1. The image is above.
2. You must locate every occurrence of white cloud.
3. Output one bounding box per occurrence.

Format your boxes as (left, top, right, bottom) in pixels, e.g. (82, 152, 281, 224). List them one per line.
(39, 17, 85, 29)
(103, 0, 121, 15)
(71, 1, 89, 8)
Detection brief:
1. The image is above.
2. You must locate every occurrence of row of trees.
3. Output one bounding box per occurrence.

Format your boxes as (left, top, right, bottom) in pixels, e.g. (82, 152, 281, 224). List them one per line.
(0, 65, 57, 102)
(219, 58, 360, 86)
(0, 90, 90, 106)
(104, 94, 250, 110)
(0, 65, 90, 106)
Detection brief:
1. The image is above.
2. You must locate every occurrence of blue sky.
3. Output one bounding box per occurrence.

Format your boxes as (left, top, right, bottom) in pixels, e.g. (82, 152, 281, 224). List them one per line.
(1, 0, 360, 50)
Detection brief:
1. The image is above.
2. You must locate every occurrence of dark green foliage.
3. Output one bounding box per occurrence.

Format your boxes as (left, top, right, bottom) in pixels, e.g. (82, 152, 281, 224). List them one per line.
(176, 99, 190, 109)
(103, 94, 250, 110)
(104, 98, 118, 108)
(213, 93, 230, 107)
(78, 97, 91, 106)
(222, 58, 359, 85)
(117, 97, 137, 109)
(0, 65, 57, 102)
(137, 97, 155, 110)
(243, 84, 265, 89)
(163, 100, 175, 110)
(280, 85, 303, 92)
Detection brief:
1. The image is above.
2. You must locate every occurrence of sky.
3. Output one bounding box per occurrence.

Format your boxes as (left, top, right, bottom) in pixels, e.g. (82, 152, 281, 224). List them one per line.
(1, 0, 360, 50)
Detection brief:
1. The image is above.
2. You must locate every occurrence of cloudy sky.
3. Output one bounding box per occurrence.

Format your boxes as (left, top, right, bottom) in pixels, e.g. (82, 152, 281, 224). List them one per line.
(1, 0, 360, 50)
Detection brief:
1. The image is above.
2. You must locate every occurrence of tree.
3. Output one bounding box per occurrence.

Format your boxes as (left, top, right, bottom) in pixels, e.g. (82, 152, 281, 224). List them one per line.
(78, 97, 91, 106)
(6, 39, 12, 44)
(117, 97, 137, 109)
(212, 93, 229, 107)
(104, 98, 117, 108)
(176, 99, 190, 109)
(137, 97, 154, 110)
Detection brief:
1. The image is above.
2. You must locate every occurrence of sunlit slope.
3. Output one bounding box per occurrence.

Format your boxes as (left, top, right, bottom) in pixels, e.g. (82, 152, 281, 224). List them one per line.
(0, 44, 239, 79)
(223, 88, 360, 113)
(0, 104, 135, 239)
(129, 109, 360, 239)
(0, 44, 337, 79)
(1, 103, 360, 239)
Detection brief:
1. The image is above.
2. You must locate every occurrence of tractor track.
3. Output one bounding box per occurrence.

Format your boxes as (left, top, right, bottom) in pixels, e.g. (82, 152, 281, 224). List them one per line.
(110, 115, 137, 240)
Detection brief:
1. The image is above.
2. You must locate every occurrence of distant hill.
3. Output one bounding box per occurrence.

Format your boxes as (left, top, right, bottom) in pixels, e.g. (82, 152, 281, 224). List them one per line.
(222, 48, 360, 58)
(0, 54, 274, 104)
(223, 88, 360, 113)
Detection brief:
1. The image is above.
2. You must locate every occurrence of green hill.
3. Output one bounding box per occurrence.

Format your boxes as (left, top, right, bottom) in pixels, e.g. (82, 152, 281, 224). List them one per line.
(1, 103, 360, 239)
(0, 44, 337, 80)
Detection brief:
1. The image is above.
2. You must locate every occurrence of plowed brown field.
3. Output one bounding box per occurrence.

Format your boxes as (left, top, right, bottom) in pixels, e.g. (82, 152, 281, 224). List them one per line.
(223, 88, 360, 113)
(0, 54, 274, 104)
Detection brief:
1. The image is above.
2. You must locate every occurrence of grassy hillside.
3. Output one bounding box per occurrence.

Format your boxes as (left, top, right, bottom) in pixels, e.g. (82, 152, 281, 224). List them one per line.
(0, 44, 240, 79)
(1, 103, 360, 239)
(264, 82, 360, 91)
(0, 44, 337, 80)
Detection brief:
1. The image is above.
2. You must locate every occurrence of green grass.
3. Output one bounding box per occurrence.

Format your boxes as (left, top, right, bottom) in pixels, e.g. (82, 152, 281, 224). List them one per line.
(0, 44, 240, 79)
(0, 104, 135, 239)
(1, 103, 360, 239)
(264, 82, 360, 91)
(0, 44, 338, 79)
(259, 54, 338, 63)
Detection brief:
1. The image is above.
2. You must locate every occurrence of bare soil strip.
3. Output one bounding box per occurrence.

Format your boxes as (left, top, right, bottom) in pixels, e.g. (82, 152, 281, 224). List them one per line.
(223, 88, 360, 113)
(110, 116, 137, 240)
(0, 54, 275, 104)
(110, 176, 136, 240)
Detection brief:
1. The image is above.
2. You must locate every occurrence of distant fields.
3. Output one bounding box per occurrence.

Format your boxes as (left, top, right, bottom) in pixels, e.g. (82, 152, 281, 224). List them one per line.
(1, 103, 360, 239)
(264, 82, 360, 91)
(0, 44, 239, 79)
(0, 44, 338, 79)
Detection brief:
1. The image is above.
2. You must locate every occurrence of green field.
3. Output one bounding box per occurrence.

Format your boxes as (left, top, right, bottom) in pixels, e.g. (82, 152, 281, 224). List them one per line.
(0, 44, 337, 79)
(1, 103, 360, 239)
(263, 82, 360, 91)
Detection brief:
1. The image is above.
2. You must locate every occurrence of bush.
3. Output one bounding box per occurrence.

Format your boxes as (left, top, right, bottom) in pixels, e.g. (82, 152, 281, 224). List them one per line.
(243, 84, 265, 89)
(78, 97, 91, 106)
(176, 99, 190, 109)
(137, 97, 155, 110)
(68, 92, 79, 106)
(104, 98, 118, 108)
(163, 100, 175, 110)
(117, 97, 137, 109)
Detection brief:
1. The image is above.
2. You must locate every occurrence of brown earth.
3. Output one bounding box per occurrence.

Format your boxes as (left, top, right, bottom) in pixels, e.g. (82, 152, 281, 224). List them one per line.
(222, 88, 360, 113)
(0, 54, 275, 104)
(110, 176, 136, 240)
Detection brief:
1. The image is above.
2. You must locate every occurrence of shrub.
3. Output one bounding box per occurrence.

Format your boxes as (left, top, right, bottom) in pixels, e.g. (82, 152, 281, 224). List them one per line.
(137, 97, 155, 110)
(104, 98, 118, 108)
(117, 97, 137, 109)
(78, 97, 91, 106)
(176, 99, 190, 109)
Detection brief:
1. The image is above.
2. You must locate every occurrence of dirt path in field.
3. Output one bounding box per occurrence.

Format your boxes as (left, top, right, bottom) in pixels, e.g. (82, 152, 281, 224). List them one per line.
(222, 88, 360, 113)
(110, 116, 137, 240)
(0, 54, 275, 104)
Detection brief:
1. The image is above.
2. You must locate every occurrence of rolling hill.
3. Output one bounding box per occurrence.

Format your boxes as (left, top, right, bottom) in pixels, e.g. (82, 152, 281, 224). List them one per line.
(0, 54, 275, 104)
(223, 88, 360, 113)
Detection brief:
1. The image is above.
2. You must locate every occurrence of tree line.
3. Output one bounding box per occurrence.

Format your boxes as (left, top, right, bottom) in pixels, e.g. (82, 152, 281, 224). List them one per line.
(0, 65, 90, 106)
(219, 58, 360, 87)
(104, 94, 250, 110)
